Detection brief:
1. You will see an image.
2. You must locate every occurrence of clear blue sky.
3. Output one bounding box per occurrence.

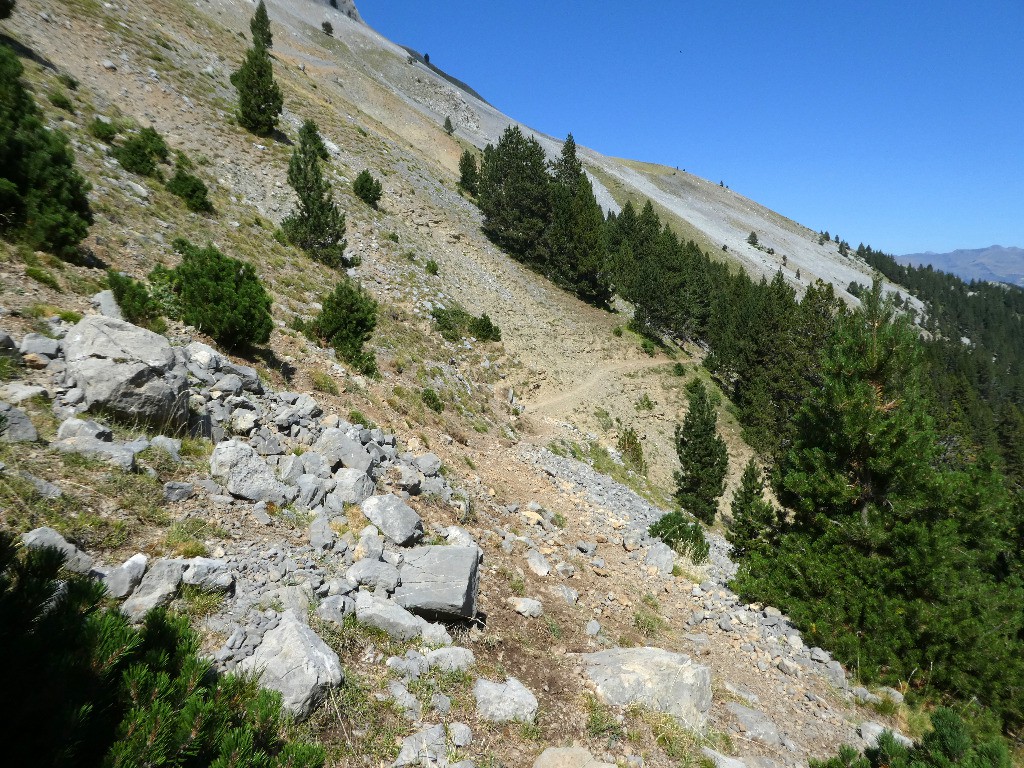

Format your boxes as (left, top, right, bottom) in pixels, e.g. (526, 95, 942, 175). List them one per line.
(359, 1, 1024, 255)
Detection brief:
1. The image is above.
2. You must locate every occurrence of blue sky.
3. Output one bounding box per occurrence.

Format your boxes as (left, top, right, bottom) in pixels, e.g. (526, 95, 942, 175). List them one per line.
(359, 1, 1024, 255)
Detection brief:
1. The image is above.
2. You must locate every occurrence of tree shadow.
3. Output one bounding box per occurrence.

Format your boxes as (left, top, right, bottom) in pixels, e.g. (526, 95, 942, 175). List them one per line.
(244, 347, 296, 385)
(1, 34, 58, 73)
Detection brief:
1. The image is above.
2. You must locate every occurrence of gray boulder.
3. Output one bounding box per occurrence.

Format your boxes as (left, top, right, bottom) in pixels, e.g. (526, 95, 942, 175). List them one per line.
(425, 646, 475, 673)
(360, 494, 423, 546)
(725, 703, 781, 746)
(312, 428, 376, 474)
(414, 452, 442, 476)
(63, 316, 188, 429)
(209, 439, 296, 505)
(182, 558, 233, 592)
(22, 526, 93, 573)
(163, 481, 194, 502)
(103, 553, 148, 598)
(121, 559, 185, 621)
(347, 558, 400, 592)
(394, 724, 447, 768)
(53, 436, 139, 471)
(702, 749, 748, 768)
(315, 594, 355, 624)
(20, 333, 59, 358)
(309, 515, 335, 551)
(526, 549, 551, 576)
(56, 417, 112, 441)
(0, 402, 37, 442)
(473, 677, 538, 723)
(0, 382, 46, 404)
(326, 467, 375, 507)
(354, 590, 426, 641)
(859, 722, 914, 749)
(510, 597, 543, 618)
(645, 541, 676, 576)
(91, 290, 124, 320)
(393, 545, 479, 619)
(239, 610, 343, 720)
(582, 647, 712, 730)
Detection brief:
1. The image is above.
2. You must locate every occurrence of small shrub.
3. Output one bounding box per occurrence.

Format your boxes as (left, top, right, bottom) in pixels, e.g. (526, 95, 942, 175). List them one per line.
(112, 126, 169, 177)
(353, 169, 382, 207)
(421, 388, 443, 413)
(107, 270, 164, 331)
(425, 259, 439, 275)
(347, 410, 377, 429)
(649, 512, 710, 565)
(88, 118, 119, 142)
(636, 393, 654, 411)
(310, 279, 378, 376)
(633, 608, 664, 637)
(586, 695, 624, 739)
(25, 266, 61, 291)
(47, 91, 74, 113)
(613, 325, 623, 337)
(641, 338, 657, 356)
(58, 73, 79, 91)
(169, 238, 273, 349)
(747, 231, 758, 246)
(431, 306, 501, 342)
(165, 168, 213, 212)
(310, 370, 339, 395)
(617, 426, 646, 474)
(321, 20, 333, 35)
(673, 362, 686, 376)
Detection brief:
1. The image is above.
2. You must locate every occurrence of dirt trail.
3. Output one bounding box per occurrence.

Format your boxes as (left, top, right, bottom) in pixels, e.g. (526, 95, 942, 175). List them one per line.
(526, 356, 669, 415)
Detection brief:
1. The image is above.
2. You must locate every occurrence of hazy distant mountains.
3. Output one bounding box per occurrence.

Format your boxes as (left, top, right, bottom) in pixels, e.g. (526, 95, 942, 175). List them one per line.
(900, 246, 1024, 287)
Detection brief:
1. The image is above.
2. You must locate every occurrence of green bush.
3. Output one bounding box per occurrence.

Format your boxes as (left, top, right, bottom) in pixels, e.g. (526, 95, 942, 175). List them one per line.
(0, 43, 92, 258)
(25, 266, 60, 291)
(170, 238, 273, 349)
(112, 126, 169, 178)
(107, 269, 165, 331)
(421, 387, 443, 413)
(88, 117, 119, 142)
(431, 306, 501, 343)
(0, 531, 325, 767)
(165, 168, 213, 212)
(648, 512, 709, 565)
(425, 259, 439, 275)
(353, 169, 382, 208)
(617, 426, 646, 474)
(810, 709, 1009, 768)
(309, 279, 378, 376)
(47, 90, 74, 113)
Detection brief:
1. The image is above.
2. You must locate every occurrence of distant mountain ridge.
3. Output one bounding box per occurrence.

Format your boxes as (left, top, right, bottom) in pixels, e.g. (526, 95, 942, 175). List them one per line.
(900, 245, 1024, 287)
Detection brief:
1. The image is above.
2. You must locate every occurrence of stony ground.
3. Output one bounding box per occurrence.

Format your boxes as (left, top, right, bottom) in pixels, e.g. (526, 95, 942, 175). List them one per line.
(0, 1, 922, 766)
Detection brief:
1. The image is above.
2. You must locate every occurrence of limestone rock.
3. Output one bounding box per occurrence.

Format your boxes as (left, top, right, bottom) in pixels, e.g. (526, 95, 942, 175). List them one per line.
(473, 677, 538, 723)
(22, 526, 93, 574)
(121, 559, 185, 621)
(582, 646, 712, 730)
(210, 439, 296, 505)
(393, 545, 479, 618)
(103, 553, 148, 598)
(239, 610, 343, 720)
(0, 402, 37, 442)
(360, 494, 423, 546)
(355, 590, 426, 641)
(63, 316, 188, 428)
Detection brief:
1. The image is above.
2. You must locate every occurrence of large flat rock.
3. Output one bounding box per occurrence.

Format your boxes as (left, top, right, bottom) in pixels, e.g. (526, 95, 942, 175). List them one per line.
(393, 545, 479, 619)
(210, 439, 296, 505)
(360, 494, 423, 546)
(582, 646, 712, 730)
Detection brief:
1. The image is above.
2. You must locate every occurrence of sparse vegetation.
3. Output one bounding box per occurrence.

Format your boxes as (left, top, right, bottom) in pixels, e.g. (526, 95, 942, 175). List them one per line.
(425, 259, 439, 275)
(431, 305, 501, 342)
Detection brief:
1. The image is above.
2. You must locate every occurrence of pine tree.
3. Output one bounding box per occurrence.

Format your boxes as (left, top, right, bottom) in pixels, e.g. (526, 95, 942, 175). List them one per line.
(458, 149, 478, 195)
(544, 133, 611, 307)
(477, 125, 551, 267)
(443, 115, 454, 135)
(353, 169, 382, 207)
(282, 120, 347, 267)
(0, 0, 14, 19)
(231, 4, 282, 137)
(727, 459, 778, 558)
(250, 0, 273, 49)
(0, 43, 92, 258)
(674, 380, 728, 524)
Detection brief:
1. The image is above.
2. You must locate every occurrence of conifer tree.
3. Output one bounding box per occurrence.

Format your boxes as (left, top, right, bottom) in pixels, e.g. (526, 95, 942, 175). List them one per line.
(443, 115, 454, 135)
(0, 43, 92, 258)
(674, 380, 728, 524)
(0, 0, 14, 19)
(231, 3, 282, 137)
(727, 459, 778, 558)
(251, 0, 273, 49)
(282, 120, 347, 267)
(458, 149, 478, 195)
(353, 169, 382, 208)
(544, 133, 611, 307)
(477, 125, 551, 267)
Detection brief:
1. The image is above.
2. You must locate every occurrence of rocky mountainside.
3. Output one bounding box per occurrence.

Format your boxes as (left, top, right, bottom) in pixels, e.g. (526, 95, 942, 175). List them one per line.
(900, 245, 1024, 286)
(0, 0, 925, 766)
